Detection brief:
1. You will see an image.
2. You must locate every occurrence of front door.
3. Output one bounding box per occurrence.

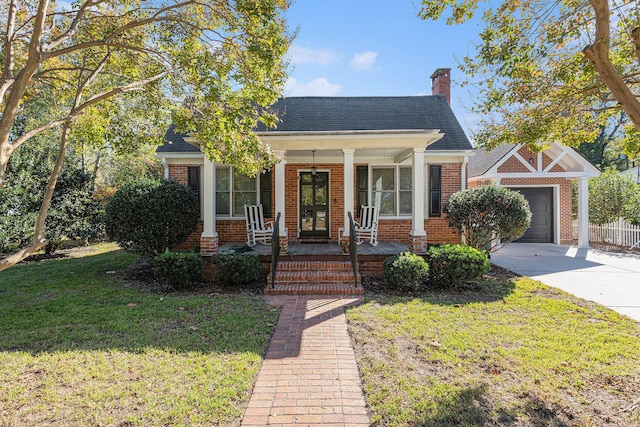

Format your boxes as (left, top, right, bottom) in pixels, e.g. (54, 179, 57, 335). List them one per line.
(299, 172, 330, 239)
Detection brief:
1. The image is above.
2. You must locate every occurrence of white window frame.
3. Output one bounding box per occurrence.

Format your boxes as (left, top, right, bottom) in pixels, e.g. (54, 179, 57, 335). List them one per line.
(215, 166, 262, 218)
(369, 165, 413, 218)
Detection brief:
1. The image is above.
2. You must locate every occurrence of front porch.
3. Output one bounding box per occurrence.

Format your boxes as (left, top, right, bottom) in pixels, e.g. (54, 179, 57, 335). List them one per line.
(218, 240, 409, 280)
(218, 240, 409, 257)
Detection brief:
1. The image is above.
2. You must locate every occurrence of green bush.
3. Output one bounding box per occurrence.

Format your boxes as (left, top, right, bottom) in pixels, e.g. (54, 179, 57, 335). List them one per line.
(383, 252, 429, 291)
(154, 251, 203, 290)
(211, 254, 261, 286)
(428, 244, 490, 289)
(445, 185, 531, 250)
(105, 178, 199, 256)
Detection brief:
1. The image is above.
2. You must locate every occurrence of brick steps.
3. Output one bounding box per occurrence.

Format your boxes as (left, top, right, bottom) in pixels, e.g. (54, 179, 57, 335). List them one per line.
(265, 260, 363, 295)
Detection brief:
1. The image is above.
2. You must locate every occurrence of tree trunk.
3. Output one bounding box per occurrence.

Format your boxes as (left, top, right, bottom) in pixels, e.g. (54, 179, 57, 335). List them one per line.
(583, 0, 640, 148)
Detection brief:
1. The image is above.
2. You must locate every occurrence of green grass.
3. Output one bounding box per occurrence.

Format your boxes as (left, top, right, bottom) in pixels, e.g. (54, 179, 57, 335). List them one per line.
(347, 275, 640, 426)
(0, 244, 280, 426)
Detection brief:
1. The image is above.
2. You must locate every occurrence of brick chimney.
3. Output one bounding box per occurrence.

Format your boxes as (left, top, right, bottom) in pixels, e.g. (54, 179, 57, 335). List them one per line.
(430, 68, 451, 104)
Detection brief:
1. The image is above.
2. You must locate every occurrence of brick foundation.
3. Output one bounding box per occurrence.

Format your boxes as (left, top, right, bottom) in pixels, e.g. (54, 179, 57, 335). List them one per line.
(409, 233, 428, 254)
(200, 234, 219, 255)
(279, 233, 288, 254)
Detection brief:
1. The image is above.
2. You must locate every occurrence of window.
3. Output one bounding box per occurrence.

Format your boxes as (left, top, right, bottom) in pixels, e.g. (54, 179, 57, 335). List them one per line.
(429, 165, 442, 217)
(371, 166, 412, 216)
(215, 167, 271, 217)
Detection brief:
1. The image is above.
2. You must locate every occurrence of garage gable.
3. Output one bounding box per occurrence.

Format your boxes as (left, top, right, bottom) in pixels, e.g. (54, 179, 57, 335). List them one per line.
(473, 142, 599, 180)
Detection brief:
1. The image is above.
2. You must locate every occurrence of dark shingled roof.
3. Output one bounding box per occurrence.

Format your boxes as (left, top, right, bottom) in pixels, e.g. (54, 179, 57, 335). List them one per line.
(158, 96, 473, 153)
(468, 144, 516, 177)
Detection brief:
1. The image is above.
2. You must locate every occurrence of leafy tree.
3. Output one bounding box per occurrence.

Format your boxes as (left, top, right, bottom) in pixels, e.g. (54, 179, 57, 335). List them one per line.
(0, 0, 291, 270)
(419, 0, 640, 158)
(0, 139, 103, 255)
(623, 190, 640, 226)
(105, 179, 199, 257)
(577, 114, 628, 170)
(588, 168, 638, 224)
(444, 185, 531, 250)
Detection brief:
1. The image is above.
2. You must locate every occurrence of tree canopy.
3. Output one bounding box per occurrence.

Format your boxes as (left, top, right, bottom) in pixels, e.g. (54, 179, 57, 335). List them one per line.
(0, 0, 290, 270)
(419, 0, 640, 158)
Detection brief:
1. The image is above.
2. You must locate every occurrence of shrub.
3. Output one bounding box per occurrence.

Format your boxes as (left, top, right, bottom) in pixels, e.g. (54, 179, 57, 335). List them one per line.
(154, 251, 203, 290)
(445, 185, 531, 250)
(105, 178, 199, 257)
(428, 244, 490, 289)
(588, 168, 639, 225)
(211, 254, 261, 286)
(383, 252, 429, 291)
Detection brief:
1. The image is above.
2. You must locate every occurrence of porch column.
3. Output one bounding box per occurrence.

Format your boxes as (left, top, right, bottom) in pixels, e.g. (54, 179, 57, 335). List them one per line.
(343, 149, 355, 242)
(274, 152, 288, 253)
(201, 157, 218, 255)
(577, 177, 589, 248)
(410, 147, 427, 254)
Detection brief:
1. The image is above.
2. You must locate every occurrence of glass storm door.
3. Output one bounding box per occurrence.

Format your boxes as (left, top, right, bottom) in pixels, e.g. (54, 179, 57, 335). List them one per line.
(299, 172, 329, 239)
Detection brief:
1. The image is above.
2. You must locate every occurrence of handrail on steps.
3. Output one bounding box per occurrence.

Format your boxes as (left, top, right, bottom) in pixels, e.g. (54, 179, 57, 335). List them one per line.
(270, 212, 281, 289)
(348, 212, 358, 287)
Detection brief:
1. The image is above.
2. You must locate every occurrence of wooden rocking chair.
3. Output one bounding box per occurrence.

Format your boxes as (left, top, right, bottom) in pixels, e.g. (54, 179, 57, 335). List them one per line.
(244, 204, 273, 246)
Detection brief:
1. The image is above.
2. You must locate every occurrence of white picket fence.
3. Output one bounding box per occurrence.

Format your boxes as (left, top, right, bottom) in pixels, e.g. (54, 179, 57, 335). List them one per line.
(572, 218, 640, 249)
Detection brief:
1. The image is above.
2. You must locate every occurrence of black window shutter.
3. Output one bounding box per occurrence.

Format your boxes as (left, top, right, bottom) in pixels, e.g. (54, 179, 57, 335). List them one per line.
(429, 165, 441, 217)
(260, 169, 272, 217)
(187, 166, 201, 208)
(356, 166, 368, 217)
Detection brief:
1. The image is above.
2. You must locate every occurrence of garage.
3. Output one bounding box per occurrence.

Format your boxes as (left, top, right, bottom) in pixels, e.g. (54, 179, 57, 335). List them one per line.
(512, 187, 553, 243)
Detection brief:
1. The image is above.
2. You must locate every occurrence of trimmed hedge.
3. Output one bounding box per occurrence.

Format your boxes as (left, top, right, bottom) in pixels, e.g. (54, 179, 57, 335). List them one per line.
(383, 252, 429, 291)
(428, 244, 490, 289)
(105, 178, 199, 257)
(154, 251, 203, 290)
(210, 254, 261, 286)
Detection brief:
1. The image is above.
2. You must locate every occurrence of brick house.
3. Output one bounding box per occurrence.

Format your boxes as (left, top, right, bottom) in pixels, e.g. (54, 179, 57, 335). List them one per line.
(157, 68, 476, 256)
(468, 143, 600, 247)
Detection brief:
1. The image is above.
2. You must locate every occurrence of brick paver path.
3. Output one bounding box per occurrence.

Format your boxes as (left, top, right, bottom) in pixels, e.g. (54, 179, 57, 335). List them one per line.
(240, 295, 370, 426)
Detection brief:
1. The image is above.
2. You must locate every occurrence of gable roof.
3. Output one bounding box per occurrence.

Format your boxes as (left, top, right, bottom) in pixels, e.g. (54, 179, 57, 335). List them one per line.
(468, 142, 600, 179)
(468, 144, 515, 177)
(158, 95, 473, 153)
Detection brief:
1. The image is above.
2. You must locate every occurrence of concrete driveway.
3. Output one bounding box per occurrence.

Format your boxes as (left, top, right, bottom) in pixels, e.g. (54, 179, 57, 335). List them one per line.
(491, 243, 640, 322)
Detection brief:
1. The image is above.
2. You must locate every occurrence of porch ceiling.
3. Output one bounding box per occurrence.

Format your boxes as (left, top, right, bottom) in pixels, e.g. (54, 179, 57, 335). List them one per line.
(257, 129, 444, 151)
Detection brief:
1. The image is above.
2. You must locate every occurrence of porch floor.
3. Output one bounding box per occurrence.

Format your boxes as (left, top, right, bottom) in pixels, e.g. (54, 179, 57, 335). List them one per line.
(218, 240, 409, 256)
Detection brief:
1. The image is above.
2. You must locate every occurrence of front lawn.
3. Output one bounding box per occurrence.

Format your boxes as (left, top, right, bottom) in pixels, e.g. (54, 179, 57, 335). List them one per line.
(0, 244, 279, 426)
(348, 270, 640, 426)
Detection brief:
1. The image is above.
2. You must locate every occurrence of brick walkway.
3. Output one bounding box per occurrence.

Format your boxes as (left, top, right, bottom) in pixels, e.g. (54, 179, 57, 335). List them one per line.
(240, 296, 370, 426)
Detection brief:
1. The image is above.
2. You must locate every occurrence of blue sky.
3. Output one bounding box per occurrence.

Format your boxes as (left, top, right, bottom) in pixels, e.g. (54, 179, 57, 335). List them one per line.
(284, 0, 485, 137)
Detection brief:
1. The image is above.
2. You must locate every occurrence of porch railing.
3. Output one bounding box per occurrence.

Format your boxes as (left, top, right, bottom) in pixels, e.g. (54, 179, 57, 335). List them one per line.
(270, 212, 281, 289)
(348, 211, 358, 287)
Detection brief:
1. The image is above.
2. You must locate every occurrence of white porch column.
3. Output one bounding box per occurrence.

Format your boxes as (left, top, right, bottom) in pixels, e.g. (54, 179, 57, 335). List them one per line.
(411, 148, 426, 235)
(577, 177, 589, 248)
(201, 157, 218, 254)
(410, 148, 427, 253)
(343, 149, 355, 238)
(274, 152, 288, 252)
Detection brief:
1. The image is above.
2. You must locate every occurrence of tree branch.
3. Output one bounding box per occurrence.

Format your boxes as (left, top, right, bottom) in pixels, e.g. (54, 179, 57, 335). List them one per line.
(582, 0, 640, 133)
(632, 27, 640, 65)
(0, 0, 51, 189)
(0, 0, 18, 102)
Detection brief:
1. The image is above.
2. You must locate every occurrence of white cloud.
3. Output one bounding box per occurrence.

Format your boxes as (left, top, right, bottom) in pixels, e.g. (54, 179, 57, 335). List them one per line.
(349, 51, 378, 71)
(285, 77, 342, 96)
(289, 45, 339, 66)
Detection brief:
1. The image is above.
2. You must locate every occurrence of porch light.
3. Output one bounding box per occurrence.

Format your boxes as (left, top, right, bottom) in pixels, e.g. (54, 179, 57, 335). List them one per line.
(311, 149, 317, 175)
